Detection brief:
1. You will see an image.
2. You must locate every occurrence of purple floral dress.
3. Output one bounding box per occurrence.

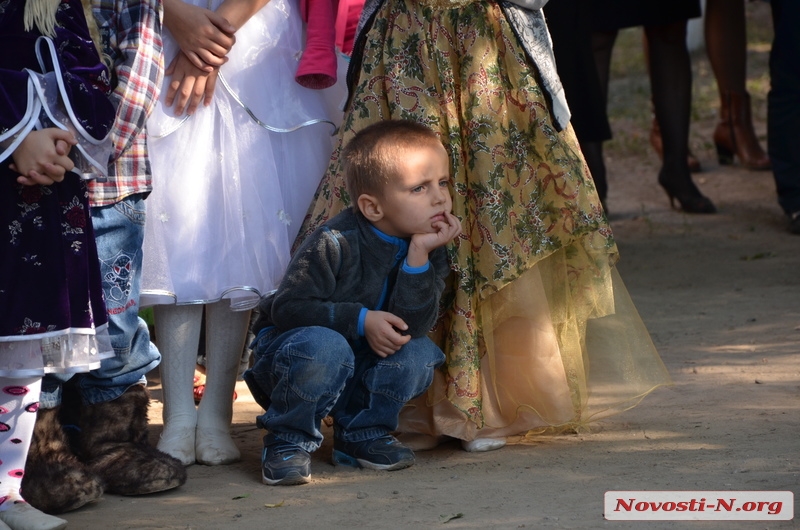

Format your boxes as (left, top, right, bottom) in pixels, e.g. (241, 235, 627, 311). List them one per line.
(0, 0, 116, 376)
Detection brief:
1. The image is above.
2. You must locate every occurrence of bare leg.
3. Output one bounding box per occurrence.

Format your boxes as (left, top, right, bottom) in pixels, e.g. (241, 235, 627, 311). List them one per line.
(705, 0, 747, 94)
(706, 0, 770, 169)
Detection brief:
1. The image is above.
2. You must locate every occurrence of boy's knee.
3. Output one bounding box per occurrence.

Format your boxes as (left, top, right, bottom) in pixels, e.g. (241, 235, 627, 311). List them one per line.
(363, 362, 433, 404)
(254, 326, 350, 359)
(284, 326, 353, 366)
(262, 327, 354, 400)
(399, 337, 445, 368)
(270, 326, 354, 381)
(365, 339, 444, 403)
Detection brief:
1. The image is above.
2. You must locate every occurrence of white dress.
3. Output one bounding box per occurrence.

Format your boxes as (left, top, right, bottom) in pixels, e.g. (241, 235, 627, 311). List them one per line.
(142, 0, 346, 310)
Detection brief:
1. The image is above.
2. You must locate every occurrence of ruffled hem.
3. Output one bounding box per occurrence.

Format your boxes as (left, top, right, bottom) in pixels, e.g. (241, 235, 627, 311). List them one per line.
(140, 286, 261, 311)
(0, 324, 114, 377)
(399, 261, 672, 441)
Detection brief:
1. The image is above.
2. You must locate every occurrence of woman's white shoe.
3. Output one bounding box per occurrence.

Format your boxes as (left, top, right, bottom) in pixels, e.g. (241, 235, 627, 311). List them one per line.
(461, 437, 507, 452)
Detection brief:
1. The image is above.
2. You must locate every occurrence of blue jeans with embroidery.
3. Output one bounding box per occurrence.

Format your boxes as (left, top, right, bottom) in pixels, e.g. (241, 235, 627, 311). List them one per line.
(244, 326, 444, 453)
(41, 194, 161, 408)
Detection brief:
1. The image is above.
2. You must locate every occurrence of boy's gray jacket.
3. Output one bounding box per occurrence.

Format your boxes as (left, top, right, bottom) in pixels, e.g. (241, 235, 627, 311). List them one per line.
(253, 209, 450, 340)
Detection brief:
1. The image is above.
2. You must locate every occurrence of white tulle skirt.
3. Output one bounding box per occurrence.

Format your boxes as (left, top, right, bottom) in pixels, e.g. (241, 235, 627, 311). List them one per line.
(142, 0, 346, 310)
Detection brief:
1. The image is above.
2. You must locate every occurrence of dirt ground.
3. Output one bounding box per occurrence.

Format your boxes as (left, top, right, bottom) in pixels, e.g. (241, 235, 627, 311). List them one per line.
(60, 5, 798, 529)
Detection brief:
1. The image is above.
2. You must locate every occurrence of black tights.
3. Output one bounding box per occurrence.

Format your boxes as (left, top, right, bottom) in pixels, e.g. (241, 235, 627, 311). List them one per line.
(592, 22, 697, 193)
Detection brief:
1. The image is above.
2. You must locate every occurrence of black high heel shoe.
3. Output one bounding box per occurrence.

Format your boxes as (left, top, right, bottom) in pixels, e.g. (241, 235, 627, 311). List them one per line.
(658, 171, 717, 214)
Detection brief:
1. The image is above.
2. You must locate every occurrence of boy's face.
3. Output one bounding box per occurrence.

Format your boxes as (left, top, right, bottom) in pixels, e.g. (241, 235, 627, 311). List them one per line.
(373, 143, 453, 238)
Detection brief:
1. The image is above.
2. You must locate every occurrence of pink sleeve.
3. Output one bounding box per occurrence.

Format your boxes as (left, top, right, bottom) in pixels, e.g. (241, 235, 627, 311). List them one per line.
(295, 0, 337, 89)
(335, 0, 364, 55)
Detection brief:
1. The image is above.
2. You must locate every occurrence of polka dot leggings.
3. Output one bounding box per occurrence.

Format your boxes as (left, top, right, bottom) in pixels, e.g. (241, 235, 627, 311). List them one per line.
(0, 376, 41, 510)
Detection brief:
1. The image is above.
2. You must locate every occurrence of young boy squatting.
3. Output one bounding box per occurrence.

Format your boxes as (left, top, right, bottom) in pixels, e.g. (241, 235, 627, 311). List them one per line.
(244, 120, 461, 485)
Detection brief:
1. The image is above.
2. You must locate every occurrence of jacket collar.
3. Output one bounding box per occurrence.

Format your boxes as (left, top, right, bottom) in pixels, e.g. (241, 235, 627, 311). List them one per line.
(354, 210, 409, 264)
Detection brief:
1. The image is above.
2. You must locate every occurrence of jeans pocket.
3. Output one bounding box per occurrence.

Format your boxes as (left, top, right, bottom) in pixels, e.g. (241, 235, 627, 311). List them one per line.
(112, 197, 146, 226)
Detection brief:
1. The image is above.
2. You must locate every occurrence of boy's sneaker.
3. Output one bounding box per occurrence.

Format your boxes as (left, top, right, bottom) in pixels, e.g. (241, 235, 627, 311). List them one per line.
(332, 434, 415, 471)
(261, 434, 311, 486)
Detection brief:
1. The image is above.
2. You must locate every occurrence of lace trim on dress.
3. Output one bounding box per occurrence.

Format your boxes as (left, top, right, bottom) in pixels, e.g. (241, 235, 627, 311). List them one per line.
(0, 323, 115, 377)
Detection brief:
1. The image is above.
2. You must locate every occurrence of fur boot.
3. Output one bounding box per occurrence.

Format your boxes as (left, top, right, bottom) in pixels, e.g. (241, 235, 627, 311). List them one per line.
(77, 384, 187, 495)
(21, 407, 104, 514)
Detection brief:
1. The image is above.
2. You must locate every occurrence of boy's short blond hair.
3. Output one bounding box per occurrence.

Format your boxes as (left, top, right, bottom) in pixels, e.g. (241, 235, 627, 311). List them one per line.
(342, 120, 444, 208)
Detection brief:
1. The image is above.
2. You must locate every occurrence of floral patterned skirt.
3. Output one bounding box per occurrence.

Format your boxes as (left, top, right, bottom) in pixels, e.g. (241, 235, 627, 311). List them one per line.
(0, 173, 113, 377)
(297, 0, 670, 439)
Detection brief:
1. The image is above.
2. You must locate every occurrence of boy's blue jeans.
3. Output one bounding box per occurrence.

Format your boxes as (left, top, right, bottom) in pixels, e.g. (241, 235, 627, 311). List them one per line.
(244, 326, 445, 453)
(40, 195, 161, 408)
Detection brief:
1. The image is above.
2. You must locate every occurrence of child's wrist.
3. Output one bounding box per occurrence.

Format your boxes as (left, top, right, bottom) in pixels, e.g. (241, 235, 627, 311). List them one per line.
(406, 246, 429, 268)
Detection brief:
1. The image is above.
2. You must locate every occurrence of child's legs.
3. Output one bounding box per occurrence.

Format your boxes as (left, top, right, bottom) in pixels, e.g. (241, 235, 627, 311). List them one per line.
(251, 327, 354, 453)
(36, 197, 158, 411)
(153, 303, 203, 465)
(332, 337, 444, 443)
(195, 300, 249, 465)
(79, 196, 160, 404)
(0, 376, 40, 507)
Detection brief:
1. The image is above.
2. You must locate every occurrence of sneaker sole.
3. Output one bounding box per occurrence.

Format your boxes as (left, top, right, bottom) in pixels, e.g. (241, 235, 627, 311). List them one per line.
(331, 449, 414, 471)
(261, 470, 311, 486)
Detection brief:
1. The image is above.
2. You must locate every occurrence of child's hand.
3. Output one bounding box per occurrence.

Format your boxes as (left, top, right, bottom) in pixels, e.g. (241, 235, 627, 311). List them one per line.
(10, 129, 76, 186)
(407, 211, 461, 267)
(364, 310, 411, 358)
(163, 0, 235, 71)
(165, 52, 219, 115)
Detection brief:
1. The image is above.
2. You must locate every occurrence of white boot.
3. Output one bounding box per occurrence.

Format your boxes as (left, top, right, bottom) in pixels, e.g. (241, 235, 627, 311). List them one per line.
(195, 301, 248, 465)
(154, 304, 203, 466)
(0, 504, 67, 530)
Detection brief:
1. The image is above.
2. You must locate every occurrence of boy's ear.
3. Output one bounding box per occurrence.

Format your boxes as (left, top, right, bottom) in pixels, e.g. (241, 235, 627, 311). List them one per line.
(357, 193, 384, 222)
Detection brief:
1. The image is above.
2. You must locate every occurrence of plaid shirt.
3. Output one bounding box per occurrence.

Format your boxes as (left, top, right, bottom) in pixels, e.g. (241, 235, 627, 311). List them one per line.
(88, 0, 164, 207)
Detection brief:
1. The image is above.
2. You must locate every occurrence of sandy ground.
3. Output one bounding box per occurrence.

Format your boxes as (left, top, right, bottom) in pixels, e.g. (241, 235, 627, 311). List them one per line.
(60, 7, 798, 529)
(59, 122, 800, 530)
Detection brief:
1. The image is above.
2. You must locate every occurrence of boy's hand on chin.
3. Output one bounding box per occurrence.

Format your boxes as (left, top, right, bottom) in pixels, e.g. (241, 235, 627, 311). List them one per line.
(408, 211, 461, 266)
